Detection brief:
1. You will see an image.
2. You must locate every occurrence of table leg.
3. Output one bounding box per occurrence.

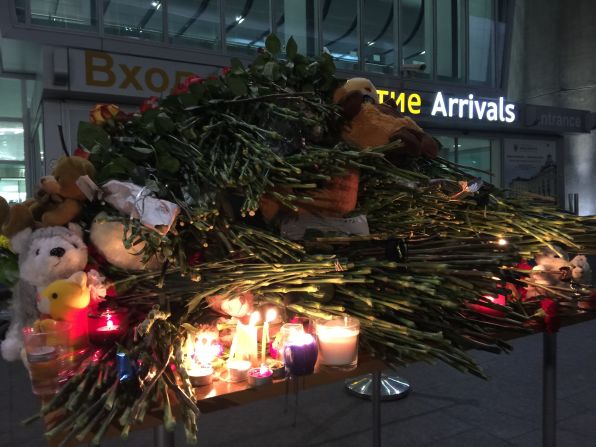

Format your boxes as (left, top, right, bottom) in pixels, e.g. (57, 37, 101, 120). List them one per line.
(543, 332, 557, 447)
(154, 425, 175, 447)
(372, 370, 381, 447)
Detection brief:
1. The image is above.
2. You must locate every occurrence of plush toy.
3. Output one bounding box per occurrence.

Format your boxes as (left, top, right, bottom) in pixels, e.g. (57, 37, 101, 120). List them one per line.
(38, 272, 90, 320)
(570, 255, 592, 284)
(89, 213, 162, 271)
(524, 248, 592, 299)
(259, 170, 359, 221)
(0, 155, 95, 238)
(37, 271, 91, 346)
(333, 77, 439, 163)
(0, 224, 88, 361)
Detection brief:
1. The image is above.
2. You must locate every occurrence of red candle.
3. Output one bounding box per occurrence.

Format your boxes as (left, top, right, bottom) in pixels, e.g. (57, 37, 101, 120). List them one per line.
(88, 306, 129, 346)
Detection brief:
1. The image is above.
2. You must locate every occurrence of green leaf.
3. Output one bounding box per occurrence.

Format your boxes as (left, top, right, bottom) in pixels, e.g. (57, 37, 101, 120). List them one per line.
(286, 36, 297, 59)
(158, 153, 180, 174)
(227, 77, 248, 96)
(178, 93, 196, 108)
(77, 122, 110, 153)
(265, 34, 281, 54)
(189, 83, 206, 101)
(263, 61, 279, 80)
(156, 112, 175, 133)
(131, 146, 154, 154)
(230, 57, 244, 74)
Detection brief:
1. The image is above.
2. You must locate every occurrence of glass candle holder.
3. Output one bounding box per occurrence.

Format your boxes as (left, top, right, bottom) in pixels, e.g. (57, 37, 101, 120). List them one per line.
(316, 316, 360, 371)
(276, 323, 305, 363)
(88, 306, 129, 347)
(283, 333, 318, 376)
(23, 321, 73, 396)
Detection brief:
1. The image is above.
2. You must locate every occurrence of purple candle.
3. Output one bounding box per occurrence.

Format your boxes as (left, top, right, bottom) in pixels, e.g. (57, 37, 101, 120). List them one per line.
(283, 333, 318, 376)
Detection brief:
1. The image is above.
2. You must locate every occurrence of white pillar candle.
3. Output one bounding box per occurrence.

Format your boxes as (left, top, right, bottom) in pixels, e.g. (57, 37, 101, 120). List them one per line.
(316, 317, 360, 367)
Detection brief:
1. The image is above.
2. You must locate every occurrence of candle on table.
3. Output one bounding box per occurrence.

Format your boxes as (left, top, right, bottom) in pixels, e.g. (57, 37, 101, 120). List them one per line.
(316, 316, 360, 370)
(283, 333, 318, 376)
(227, 359, 252, 382)
(247, 364, 273, 387)
(187, 366, 214, 386)
(228, 312, 260, 365)
(261, 308, 277, 365)
(88, 307, 128, 347)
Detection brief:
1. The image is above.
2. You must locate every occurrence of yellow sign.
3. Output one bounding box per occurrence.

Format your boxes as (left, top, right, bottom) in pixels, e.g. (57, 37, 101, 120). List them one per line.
(377, 90, 422, 115)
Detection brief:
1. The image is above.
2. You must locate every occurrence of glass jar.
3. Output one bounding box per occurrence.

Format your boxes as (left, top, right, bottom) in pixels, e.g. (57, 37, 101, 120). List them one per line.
(23, 321, 73, 395)
(316, 316, 360, 371)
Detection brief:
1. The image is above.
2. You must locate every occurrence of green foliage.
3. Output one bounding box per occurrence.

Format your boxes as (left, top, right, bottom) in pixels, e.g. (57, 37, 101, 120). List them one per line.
(0, 248, 18, 287)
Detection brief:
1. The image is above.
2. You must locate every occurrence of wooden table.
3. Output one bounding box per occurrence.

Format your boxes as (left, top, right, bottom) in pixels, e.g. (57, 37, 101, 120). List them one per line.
(46, 310, 596, 447)
(46, 354, 386, 447)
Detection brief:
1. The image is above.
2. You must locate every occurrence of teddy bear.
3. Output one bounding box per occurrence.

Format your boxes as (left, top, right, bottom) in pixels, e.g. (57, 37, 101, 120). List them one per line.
(332, 77, 439, 164)
(89, 213, 162, 271)
(1, 224, 88, 361)
(570, 255, 592, 284)
(524, 248, 591, 299)
(0, 155, 95, 238)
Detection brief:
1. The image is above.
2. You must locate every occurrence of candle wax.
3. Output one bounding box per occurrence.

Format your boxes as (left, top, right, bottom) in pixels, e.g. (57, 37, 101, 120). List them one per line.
(317, 326, 359, 366)
(96, 325, 120, 332)
(248, 366, 273, 378)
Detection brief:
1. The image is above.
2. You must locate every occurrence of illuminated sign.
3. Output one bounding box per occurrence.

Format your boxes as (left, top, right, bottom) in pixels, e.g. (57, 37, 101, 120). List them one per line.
(377, 89, 516, 123)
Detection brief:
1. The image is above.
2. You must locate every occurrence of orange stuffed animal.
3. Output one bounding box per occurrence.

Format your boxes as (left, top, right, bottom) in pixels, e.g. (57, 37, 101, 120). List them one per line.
(333, 77, 438, 163)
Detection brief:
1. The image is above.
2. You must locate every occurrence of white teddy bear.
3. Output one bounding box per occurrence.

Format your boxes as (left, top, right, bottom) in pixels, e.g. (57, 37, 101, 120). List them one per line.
(1, 224, 88, 361)
(570, 255, 592, 285)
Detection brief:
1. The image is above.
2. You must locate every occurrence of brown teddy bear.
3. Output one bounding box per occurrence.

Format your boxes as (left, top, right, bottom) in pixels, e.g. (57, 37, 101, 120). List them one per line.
(333, 77, 439, 163)
(0, 155, 96, 237)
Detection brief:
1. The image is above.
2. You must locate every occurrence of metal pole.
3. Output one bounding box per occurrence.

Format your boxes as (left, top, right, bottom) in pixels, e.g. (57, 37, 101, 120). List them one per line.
(154, 425, 175, 447)
(372, 370, 381, 447)
(543, 332, 557, 447)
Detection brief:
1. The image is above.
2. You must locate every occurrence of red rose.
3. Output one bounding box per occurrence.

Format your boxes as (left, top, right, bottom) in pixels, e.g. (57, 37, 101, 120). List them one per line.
(516, 259, 533, 271)
(171, 83, 187, 95)
(184, 74, 203, 87)
(140, 96, 159, 113)
(73, 147, 90, 159)
(222, 67, 231, 75)
(188, 251, 204, 267)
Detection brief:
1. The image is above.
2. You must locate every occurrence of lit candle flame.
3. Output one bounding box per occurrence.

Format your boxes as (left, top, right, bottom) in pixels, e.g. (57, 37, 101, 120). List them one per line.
(265, 308, 277, 323)
(250, 311, 260, 326)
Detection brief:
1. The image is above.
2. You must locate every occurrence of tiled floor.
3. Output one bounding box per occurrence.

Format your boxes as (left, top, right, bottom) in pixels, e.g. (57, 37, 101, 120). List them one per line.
(2, 319, 596, 447)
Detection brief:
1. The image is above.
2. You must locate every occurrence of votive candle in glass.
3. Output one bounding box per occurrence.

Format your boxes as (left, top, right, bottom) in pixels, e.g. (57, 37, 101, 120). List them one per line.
(283, 333, 318, 376)
(316, 316, 360, 370)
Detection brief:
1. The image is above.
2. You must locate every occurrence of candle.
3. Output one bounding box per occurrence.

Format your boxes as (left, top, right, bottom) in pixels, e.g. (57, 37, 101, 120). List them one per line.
(316, 317, 360, 370)
(467, 294, 506, 317)
(227, 359, 252, 382)
(283, 333, 318, 376)
(228, 312, 259, 365)
(261, 308, 277, 365)
(187, 366, 213, 387)
(247, 364, 273, 387)
(266, 359, 286, 379)
(88, 306, 129, 347)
